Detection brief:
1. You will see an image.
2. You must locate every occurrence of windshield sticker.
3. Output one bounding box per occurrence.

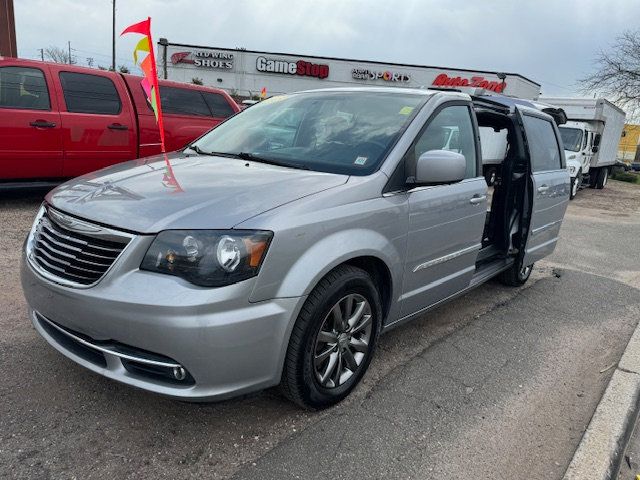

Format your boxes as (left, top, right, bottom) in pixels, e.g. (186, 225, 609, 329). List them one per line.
(399, 106, 414, 115)
(354, 156, 368, 166)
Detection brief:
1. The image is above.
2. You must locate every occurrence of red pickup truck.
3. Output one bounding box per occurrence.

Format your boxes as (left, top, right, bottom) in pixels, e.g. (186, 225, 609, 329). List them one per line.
(0, 58, 240, 185)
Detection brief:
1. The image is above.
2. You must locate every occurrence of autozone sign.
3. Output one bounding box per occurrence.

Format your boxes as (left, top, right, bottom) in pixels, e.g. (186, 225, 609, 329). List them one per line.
(256, 56, 329, 79)
(352, 68, 410, 83)
(432, 73, 506, 93)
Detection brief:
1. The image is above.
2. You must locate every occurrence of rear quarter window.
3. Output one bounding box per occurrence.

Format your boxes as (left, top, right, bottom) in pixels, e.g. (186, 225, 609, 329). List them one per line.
(59, 71, 122, 115)
(522, 115, 562, 172)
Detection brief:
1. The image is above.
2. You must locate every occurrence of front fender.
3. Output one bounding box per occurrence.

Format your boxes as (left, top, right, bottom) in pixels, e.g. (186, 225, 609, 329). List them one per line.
(277, 228, 402, 299)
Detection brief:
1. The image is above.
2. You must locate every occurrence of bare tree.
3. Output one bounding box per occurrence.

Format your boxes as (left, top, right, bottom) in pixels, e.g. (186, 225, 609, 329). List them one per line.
(118, 65, 130, 74)
(44, 46, 73, 64)
(191, 77, 203, 85)
(581, 31, 640, 114)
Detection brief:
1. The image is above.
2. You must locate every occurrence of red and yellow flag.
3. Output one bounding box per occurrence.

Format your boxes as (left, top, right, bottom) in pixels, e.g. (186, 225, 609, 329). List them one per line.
(121, 17, 166, 153)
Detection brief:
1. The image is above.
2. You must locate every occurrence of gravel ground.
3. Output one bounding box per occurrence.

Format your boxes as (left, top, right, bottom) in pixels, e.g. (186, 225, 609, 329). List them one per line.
(1, 180, 639, 479)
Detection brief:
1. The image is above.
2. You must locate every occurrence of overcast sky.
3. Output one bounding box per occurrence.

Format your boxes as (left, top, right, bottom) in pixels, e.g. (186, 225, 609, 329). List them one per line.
(14, 0, 640, 96)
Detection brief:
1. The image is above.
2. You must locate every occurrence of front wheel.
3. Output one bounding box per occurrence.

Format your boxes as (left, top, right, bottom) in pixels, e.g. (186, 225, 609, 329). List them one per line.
(570, 173, 582, 200)
(280, 265, 381, 409)
(499, 259, 533, 287)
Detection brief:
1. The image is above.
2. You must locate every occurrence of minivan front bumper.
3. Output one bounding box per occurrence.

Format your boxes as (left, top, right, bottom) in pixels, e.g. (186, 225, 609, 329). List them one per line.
(21, 256, 304, 401)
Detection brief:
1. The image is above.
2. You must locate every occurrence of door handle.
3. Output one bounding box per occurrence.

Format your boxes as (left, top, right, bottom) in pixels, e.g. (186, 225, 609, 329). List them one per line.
(537, 185, 549, 193)
(469, 194, 487, 205)
(30, 120, 56, 128)
(108, 123, 128, 130)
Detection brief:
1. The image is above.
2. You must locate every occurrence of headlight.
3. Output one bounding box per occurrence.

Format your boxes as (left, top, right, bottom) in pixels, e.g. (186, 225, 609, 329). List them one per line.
(141, 230, 273, 287)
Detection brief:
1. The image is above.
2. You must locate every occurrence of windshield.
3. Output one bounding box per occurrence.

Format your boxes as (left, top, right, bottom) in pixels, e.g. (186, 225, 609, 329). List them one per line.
(191, 91, 426, 175)
(559, 127, 583, 152)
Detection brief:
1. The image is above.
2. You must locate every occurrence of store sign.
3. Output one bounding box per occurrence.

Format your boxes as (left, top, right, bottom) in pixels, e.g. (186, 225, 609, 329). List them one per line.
(352, 68, 410, 83)
(432, 73, 506, 93)
(256, 56, 329, 79)
(170, 50, 234, 69)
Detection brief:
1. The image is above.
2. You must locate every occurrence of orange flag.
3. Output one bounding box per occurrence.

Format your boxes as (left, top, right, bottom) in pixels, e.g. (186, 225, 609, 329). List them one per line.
(121, 17, 166, 153)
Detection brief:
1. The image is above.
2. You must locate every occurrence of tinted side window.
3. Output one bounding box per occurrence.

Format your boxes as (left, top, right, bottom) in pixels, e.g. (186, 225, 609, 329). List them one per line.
(413, 105, 477, 178)
(202, 92, 235, 118)
(59, 72, 121, 114)
(160, 86, 210, 117)
(522, 115, 562, 172)
(0, 66, 50, 110)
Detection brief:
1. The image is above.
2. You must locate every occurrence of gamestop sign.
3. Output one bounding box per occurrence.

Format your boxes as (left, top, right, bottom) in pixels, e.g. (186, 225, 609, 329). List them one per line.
(256, 56, 329, 79)
(432, 73, 506, 93)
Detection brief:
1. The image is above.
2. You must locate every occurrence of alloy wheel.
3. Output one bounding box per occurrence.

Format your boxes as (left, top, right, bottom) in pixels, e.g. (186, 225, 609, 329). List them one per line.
(313, 293, 373, 389)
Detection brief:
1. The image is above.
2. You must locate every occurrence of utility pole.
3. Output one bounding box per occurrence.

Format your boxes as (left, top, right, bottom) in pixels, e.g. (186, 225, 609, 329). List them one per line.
(111, 0, 116, 71)
(68, 41, 72, 64)
(0, 0, 17, 57)
(39, 48, 44, 61)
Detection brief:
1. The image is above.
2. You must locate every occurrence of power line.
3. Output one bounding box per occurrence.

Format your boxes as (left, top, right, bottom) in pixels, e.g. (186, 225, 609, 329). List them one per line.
(70, 47, 136, 68)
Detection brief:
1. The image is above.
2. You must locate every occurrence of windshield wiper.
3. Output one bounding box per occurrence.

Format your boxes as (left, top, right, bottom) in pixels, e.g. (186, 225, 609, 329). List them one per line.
(232, 152, 309, 170)
(184, 145, 244, 159)
(185, 146, 308, 170)
(184, 144, 216, 156)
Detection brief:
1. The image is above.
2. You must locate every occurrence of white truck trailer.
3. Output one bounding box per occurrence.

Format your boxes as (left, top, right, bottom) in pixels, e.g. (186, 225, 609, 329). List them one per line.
(539, 97, 625, 197)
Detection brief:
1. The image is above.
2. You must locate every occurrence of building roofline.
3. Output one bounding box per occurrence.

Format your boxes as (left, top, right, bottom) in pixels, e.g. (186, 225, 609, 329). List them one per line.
(158, 41, 542, 88)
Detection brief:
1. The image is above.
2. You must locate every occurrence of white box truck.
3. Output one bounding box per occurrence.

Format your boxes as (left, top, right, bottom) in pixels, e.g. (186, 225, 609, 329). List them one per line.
(539, 97, 625, 197)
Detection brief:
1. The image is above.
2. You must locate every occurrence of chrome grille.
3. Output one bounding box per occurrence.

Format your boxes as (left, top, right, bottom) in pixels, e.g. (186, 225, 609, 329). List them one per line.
(28, 207, 132, 287)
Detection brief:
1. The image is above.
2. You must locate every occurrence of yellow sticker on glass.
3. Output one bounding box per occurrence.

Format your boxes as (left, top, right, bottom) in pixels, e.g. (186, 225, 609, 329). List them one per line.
(399, 106, 414, 115)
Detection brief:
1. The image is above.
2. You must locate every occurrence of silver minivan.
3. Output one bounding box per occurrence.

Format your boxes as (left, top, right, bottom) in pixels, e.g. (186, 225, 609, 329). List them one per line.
(21, 88, 569, 409)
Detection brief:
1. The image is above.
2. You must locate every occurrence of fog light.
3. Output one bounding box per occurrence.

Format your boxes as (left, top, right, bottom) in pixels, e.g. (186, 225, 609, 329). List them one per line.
(172, 366, 186, 381)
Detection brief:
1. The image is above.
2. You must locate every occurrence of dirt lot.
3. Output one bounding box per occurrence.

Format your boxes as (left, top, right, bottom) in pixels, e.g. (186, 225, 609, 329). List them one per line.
(1, 180, 639, 480)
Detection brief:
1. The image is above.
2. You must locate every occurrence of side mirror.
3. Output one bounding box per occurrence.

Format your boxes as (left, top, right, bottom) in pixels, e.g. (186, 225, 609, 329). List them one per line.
(593, 133, 602, 147)
(592, 146, 599, 153)
(415, 150, 466, 185)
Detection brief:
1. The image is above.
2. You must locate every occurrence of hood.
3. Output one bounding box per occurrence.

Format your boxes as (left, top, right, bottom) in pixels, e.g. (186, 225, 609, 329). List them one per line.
(46, 153, 348, 233)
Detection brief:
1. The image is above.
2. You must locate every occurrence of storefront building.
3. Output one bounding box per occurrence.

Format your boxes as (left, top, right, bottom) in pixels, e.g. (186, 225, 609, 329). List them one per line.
(158, 40, 541, 100)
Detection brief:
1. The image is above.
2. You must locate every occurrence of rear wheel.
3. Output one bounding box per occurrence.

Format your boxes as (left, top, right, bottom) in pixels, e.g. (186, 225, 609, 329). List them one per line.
(499, 259, 533, 287)
(280, 265, 381, 409)
(596, 167, 608, 189)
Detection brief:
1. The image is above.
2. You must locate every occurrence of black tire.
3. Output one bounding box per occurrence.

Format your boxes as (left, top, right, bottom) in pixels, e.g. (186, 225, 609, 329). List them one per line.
(569, 173, 582, 200)
(499, 259, 534, 287)
(280, 265, 382, 409)
(596, 167, 608, 189)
